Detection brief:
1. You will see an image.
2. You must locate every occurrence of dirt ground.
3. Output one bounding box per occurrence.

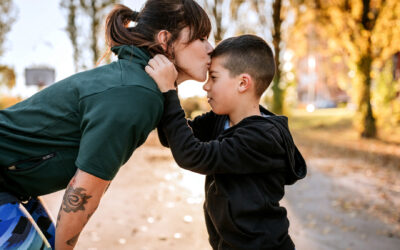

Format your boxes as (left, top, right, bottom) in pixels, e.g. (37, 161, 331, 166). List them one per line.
(42, 130, 400, 250)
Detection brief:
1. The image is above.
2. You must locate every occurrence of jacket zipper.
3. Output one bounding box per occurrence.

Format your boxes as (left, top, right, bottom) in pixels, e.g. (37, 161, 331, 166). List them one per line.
(8, 152, 56, 171)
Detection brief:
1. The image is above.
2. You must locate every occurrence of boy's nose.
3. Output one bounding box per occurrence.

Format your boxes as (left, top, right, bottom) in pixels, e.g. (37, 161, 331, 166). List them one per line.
(203, 80, 210, 91)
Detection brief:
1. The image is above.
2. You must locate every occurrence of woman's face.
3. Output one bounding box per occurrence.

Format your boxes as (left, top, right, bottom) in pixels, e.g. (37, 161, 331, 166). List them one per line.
(172, 27, 213, 83)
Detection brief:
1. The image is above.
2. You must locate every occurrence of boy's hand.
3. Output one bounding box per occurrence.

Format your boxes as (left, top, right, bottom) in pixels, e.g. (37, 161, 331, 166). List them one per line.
(145, 54, 178, 93)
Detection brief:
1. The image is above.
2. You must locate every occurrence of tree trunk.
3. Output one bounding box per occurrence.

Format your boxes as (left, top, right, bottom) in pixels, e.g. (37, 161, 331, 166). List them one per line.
(357, 52, 377, 138)
(271, 0, 284, 114)
(90, 0, 99, 65)
(62, 0, 80, 72)
(355, 0, 377, 138)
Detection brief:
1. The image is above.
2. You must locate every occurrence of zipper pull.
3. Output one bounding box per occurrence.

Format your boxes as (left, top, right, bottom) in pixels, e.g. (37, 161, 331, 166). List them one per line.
(42, 153, 55, 160)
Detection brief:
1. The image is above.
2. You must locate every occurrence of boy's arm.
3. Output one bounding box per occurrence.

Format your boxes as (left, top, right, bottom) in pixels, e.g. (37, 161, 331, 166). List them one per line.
(157, 120, 170, 147)
(157, 110, 216, 147)
(145, 55, 286, 175)
(146, 54, 215, 146)
(160, 90, 287, 175)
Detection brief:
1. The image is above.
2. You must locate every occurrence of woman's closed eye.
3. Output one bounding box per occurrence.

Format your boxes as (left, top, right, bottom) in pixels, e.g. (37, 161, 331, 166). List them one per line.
(199, 36, 208, 42)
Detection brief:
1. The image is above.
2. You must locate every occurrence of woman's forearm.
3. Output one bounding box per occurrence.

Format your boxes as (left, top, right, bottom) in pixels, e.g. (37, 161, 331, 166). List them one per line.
(55, 169, 110, 249)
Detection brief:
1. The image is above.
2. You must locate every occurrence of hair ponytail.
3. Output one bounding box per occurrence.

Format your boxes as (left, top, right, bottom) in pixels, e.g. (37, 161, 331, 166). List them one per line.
(105, 5, 138, 49)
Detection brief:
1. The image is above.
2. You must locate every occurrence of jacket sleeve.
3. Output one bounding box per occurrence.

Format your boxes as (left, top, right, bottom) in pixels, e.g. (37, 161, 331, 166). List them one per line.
(77, 86, 163, 180)
(160, 90, 287, 175)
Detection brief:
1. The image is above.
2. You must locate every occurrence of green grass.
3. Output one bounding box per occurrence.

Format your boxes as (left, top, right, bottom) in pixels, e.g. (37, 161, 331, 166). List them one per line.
(288, 108, 354, 131)
(288, 107, 400, 145)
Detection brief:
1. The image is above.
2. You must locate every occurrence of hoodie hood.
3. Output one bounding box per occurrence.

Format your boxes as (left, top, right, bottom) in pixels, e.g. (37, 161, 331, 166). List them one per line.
(259, 106, 307, 185)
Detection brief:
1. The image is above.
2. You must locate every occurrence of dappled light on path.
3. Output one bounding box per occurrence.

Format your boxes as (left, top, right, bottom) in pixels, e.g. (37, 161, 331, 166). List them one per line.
(41, 128, 400, 249)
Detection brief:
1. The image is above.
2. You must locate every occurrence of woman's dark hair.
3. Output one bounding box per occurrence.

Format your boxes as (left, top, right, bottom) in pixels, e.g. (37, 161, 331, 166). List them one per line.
(105, 0, 211, 56)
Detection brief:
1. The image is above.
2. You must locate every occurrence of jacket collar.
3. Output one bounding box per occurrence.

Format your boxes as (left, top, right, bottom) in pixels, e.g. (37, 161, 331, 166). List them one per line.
(111, 45, 151, 67)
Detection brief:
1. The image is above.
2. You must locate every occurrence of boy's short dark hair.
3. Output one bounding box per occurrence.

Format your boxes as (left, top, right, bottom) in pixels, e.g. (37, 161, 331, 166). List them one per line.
(211, 34, 275, 97)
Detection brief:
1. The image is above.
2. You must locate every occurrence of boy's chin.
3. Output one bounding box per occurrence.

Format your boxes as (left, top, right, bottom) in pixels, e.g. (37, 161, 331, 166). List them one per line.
(211, 108, 228, 115)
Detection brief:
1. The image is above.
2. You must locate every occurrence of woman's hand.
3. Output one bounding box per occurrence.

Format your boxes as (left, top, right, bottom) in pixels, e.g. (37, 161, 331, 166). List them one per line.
(145, 54, 178, 93)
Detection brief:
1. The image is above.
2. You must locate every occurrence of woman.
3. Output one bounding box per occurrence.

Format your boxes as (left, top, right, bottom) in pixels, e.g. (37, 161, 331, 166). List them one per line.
(0, 1, 213, 249)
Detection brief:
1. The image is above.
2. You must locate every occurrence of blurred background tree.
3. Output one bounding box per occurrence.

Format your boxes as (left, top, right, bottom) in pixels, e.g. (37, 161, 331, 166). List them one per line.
(61, 0, 80, 72)
(79, 0, 118, 65)
(60, 0, 118, 71)
(290, 0, 400, 138)
(0, 0, 19, 109)
(203, 0, 301, 115)
(202, 0, 229, 43)
(198, 0, 400, 138)
(0, 0, 17, 58)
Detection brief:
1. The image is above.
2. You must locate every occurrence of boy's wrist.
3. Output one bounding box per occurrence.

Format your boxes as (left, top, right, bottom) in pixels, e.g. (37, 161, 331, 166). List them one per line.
(160, 81, 177, 93)
(162, 89, 178, 97)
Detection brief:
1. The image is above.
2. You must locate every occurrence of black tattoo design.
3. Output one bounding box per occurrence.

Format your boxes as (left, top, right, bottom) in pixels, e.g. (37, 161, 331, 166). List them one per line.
(61, 186, 92, 213)
(66, 233, 80, 246)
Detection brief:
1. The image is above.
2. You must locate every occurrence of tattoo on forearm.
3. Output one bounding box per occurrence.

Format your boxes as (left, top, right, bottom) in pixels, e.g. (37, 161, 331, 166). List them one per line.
(61, 186, 92, 213)
(66, 233, 80, 246)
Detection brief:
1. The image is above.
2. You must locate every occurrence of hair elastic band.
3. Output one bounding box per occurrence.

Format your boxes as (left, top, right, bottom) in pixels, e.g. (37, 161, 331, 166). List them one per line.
(131, 11, 139, 22)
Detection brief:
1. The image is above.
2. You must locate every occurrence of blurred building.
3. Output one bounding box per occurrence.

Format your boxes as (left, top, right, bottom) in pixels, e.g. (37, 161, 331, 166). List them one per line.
(25, 67, 55, 87)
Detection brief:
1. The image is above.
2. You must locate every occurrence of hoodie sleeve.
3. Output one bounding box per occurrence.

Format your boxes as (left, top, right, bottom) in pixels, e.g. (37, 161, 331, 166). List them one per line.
(160, 90, 288, 175)
(157, 105, 217, 147)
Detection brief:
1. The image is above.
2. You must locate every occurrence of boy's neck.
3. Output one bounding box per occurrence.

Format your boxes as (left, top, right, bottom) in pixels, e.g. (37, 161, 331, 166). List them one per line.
(228, 101, 261, 126)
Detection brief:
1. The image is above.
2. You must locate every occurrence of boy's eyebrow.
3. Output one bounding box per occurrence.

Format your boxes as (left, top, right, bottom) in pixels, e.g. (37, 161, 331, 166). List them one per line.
(209, 70, 219, 74)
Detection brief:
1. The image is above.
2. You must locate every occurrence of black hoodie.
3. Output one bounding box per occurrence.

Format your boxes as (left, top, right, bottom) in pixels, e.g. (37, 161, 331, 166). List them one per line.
(158, 90, 307, 250)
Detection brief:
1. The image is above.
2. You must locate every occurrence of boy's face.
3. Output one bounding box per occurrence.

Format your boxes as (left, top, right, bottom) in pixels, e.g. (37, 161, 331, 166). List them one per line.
(203, 56, 239, 115)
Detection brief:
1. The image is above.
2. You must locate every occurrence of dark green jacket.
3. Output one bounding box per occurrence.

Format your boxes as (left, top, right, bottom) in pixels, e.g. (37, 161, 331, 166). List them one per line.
(0, 45, 163, 199)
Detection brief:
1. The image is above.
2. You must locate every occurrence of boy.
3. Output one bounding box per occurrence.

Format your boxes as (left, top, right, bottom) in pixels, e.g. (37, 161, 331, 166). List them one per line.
(146, 34, 307, 250)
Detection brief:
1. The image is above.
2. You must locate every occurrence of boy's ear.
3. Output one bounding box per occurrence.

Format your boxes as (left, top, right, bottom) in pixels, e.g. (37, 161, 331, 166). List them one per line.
(157, 30, 171, 51)
(237, 73, 252, 93)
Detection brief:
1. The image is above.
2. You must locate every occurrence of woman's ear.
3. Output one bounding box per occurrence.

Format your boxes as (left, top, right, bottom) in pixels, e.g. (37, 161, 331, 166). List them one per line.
(157, 30, 171, 51)
(237, 73, 252, 93)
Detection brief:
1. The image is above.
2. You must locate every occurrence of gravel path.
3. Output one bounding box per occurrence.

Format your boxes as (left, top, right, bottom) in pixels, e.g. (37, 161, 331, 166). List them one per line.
(42, 132, 400, 250)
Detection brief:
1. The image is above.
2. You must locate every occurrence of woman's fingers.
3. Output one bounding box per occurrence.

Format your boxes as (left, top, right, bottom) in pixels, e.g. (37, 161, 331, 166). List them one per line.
(156, 54, 171, 65)
(144, 65, 155, 76)
(146, 54, 177, 93)
(147, 55, 172, 71)
(153, 54, 167, 65)
(147, 58, 159, 70)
